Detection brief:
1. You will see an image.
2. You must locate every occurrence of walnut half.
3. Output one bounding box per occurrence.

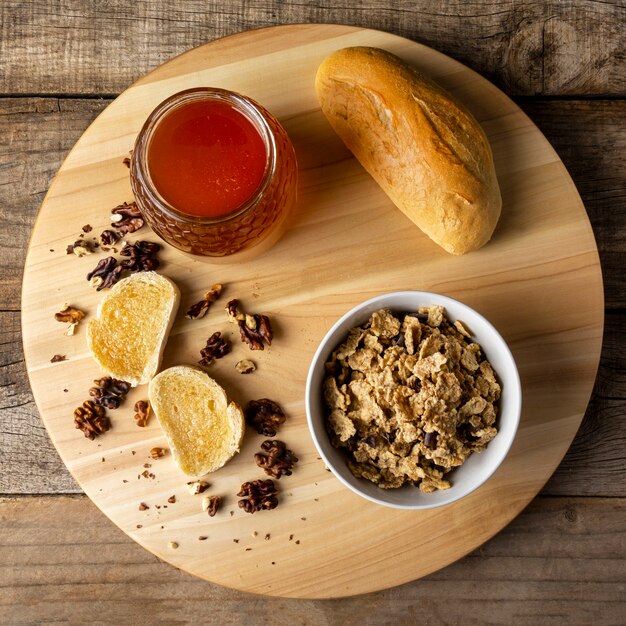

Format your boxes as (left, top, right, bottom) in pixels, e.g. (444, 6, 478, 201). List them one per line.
(245, 399, 287, 436)
(74, 400, 110, 440)
(54, 304, 86, 336)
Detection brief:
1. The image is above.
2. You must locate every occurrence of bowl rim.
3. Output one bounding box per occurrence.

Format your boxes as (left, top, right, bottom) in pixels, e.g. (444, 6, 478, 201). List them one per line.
(304, 290, 522, 510)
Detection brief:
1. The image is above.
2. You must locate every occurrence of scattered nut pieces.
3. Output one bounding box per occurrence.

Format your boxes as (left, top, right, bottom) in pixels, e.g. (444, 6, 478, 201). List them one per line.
(82, 224, 93, 233)
(55, 304, 87, 336)
(226, 299, 273, 350)
(167, 495, 176, 504)
(134, 400, 151, 427)
(89, 376, 130, 409)
(323, 307, 501, 492)
(198, 331, 231, 366)
(202, 495, 222, 517)
(74, 400, 110, 439)
(119, 240, 161, 272)
(235, 359, 256, 374)
(138, 502, 149, 511)
(186, 284, 223, 319)
(254, 440, 299, 479)
(111, 201, 144, 235)
(50, 354, 67, 363)
(237, 479, 278, 514)
(149, 447, 166, 460)
(187, 480, 210, 495)
(87, 256, 123, 291)
(168, 541, 179, 550)
(245, 399, 287, 436)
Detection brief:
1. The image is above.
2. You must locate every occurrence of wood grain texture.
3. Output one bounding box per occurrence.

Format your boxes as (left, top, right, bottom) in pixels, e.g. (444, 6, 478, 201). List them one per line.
(2, 1, 624, 97)
(4, 82, 623, 500)
(0, 0, 623, 615)
(2, 495, 625, 625)
(0, 97, 107, 308)
(3, 307, 624, 497)
(19, 25, 603, 597)
(519, 100, 626, 309)
(3, 98, 624, 313)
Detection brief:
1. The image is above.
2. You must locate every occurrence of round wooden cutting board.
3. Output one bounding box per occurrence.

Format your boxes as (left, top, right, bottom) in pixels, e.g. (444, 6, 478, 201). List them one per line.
(21, 24, 603, 598)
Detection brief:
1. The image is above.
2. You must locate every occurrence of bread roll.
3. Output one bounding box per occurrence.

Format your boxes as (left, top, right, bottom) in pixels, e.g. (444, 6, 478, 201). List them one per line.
(87, 271, 180, 386)
(315, 47, 501, 255)
(149, 366, 245, 476)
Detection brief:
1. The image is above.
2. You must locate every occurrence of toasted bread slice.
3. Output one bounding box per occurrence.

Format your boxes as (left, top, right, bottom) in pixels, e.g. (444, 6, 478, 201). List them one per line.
(149, 366, 245, 476)
(87, 272, 180, 387)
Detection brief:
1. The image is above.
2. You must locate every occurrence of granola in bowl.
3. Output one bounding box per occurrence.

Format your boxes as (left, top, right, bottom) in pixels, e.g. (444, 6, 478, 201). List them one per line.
(322, 306, 502, 493)
(305, 291, 522, 510)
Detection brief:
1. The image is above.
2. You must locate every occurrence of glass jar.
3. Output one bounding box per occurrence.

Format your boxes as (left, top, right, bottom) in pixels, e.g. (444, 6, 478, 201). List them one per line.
(130, 88, 297, 258)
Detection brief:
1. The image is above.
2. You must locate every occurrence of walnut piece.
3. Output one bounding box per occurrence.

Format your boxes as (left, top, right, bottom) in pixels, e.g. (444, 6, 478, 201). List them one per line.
(111, 201, 144, 235)
(119, 240, 161, 272)
(149, 447, 166, 460)
(55, 304, 87, 336)
(245, 399, 286, 436)
(187, 480, 210, 495)
(254, 440, 299, 479)
(74, 400, 110, 439)
(226, 299, 273, 350)
(134, 400, 151, 427)
(100, 229, 119, 247)
(186, 284, 223, 319)
(87, 256, 123, 291)
(225, 299, 245, 323)
(198, 331, 231, 366)
(89, 377, 130, 409)
(50, 354, 67, 363)
(237, 479, 278, 514)
(235, 359, 256, 374)
(201, 495, 222, 517)
(67, 239, 95, 257)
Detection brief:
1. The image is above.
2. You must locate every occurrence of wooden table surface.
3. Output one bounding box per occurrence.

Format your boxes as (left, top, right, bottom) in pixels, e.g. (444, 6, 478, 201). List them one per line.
(1, 1, 624, 623)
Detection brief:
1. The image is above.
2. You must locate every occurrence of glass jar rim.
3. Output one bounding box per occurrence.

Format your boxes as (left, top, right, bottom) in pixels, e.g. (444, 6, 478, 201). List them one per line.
(131, 87, 277, 225)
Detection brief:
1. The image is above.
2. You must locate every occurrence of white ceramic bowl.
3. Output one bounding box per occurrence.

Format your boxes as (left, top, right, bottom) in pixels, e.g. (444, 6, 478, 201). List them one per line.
(305, 291, 522, 510)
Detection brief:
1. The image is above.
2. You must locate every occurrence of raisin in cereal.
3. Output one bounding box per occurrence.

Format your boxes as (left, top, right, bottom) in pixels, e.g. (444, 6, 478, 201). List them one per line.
(322, 306, 501, 492)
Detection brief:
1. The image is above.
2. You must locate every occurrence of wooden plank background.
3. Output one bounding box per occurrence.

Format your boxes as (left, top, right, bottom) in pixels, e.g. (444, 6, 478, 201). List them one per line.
(1, 1, 624, 623)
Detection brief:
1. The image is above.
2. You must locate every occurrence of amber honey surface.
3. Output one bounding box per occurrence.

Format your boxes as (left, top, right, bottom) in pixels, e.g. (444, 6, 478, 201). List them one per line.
(131, 88, 297, 258)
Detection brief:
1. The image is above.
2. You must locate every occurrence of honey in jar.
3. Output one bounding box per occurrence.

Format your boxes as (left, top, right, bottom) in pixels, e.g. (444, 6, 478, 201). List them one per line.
(130, 88, 297, 258)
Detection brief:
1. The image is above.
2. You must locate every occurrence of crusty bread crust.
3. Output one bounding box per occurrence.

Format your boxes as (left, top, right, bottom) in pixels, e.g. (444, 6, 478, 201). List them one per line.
(149, 365, 245, 476)
(87, 272, 180, 386)
(315, 46, 502, 255)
